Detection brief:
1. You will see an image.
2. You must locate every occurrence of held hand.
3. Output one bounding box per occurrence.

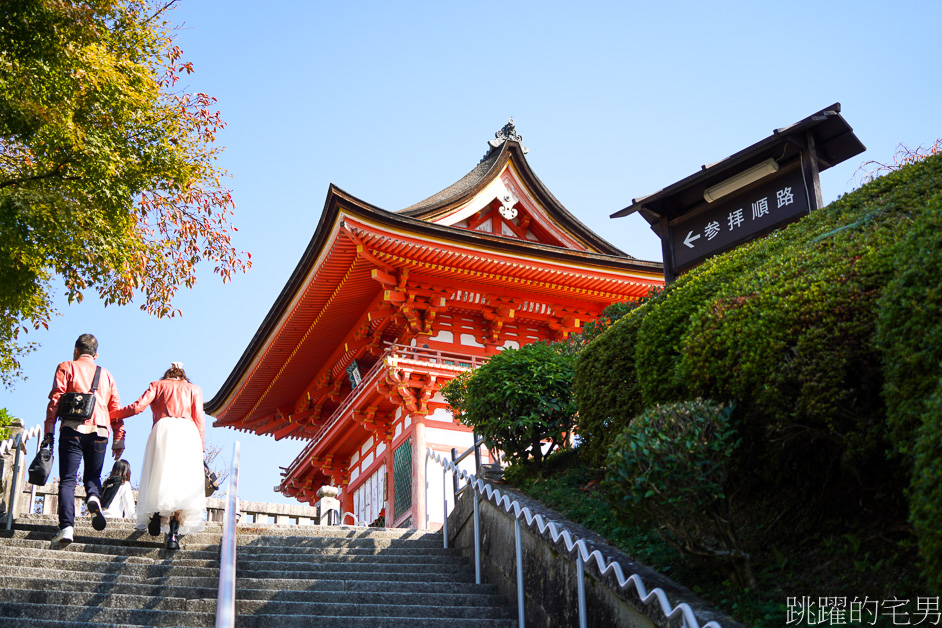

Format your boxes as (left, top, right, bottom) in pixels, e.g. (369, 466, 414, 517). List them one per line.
(42, 433, 54, 448)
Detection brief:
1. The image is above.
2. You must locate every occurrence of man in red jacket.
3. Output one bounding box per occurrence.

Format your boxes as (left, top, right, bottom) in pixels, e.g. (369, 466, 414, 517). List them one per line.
(43, 334, 125, 546)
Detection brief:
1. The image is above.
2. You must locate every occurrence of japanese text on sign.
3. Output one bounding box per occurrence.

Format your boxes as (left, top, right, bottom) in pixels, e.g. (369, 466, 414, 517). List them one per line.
(670, 168, 808, 270)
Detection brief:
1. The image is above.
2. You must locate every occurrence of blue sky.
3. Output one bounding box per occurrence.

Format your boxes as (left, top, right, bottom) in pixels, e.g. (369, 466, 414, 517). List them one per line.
(2, 1, 940, 505)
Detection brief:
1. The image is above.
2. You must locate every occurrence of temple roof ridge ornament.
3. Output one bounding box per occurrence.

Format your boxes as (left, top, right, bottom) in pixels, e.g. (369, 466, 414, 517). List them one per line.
(486, 117, 528, 158)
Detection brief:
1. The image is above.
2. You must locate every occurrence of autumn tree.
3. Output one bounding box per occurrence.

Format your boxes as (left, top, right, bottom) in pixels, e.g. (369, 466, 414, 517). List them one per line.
(0, 0, 250, 386)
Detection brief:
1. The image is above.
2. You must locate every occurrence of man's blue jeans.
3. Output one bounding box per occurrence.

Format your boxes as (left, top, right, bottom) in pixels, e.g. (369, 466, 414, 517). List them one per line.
(57, 426, 107, 530)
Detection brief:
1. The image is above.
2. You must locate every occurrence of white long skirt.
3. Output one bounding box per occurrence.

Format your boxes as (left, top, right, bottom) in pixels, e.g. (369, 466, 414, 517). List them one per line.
(136, 417, 206, 536)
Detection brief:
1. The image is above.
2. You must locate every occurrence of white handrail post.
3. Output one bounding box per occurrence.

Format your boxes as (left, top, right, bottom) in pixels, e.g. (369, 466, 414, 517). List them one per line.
(215, 441, 240, 628)
(473, 486, 481, 585)
(577, 553, 587, 628)
(515, 515, 525, 627)
(442, 465, 448, 549)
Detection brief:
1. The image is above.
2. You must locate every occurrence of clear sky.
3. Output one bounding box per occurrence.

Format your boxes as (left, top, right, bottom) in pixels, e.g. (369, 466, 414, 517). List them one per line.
(2, 1, 940, 506)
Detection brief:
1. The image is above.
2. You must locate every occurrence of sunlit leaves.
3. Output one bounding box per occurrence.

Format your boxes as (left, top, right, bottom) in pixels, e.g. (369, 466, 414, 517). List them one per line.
(0, 0, 250, 386)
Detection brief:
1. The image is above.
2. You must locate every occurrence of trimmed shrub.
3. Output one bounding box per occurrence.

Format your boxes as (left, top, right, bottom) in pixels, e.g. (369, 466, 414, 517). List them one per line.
(573, 303, 650, 465)
(604, 399, 753, 586)
(876, 194, 942, 457)
(578, 152, 942, 588)
(911, 381, 942, 593)
(440, 341, 577, 472)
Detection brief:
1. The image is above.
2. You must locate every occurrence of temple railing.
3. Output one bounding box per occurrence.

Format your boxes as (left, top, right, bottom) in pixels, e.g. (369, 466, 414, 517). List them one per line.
(385, 343, 489, 370)
(286, 343, 489, 480)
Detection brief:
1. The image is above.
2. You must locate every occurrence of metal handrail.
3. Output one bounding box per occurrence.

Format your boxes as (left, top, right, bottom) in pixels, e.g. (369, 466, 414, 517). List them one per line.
(428, 447, 724, 628)
(215, 441, 241, 628)
(2, 425, 44, 530)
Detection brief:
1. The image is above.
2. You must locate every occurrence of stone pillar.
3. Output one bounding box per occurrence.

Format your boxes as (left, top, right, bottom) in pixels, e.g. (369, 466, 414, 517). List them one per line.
(411, 414, 427, 529)
(0, 419, 27, 524)
(315, 485, 340, 525)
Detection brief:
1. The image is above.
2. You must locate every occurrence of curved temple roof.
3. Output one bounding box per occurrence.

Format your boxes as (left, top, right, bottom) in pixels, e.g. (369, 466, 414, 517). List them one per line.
(205, 128, 662, 433)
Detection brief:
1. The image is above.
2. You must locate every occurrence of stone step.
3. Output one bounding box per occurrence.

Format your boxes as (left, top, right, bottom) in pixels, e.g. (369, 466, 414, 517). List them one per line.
(0, 601, 215, 627)
(235, 575, 500, 595)
(6, 523, 445, 550)
(236, 568, 477, 583)
(0, 544, 218, 568)
(0, 555, 218, 578)
(0, 614, 517, 628)
(0, 563, 217, 588)
(0, 535, 456, 562)
(18, 514, 441, 541)
(0, 537, 222, 561)
(236, 553, 467, 567)
(0, 620, 148, 628)
(0, 512, 513, 627)
(0, 588, 195, 612)
(0, 575, 218, 600)
(0, 574, 508, 608)
(195, 598, 513, 620)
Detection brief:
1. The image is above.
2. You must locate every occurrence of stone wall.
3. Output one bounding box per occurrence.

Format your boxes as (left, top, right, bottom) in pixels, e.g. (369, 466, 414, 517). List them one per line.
(446, 481, 744, 628)
(0, 420, 28, 523)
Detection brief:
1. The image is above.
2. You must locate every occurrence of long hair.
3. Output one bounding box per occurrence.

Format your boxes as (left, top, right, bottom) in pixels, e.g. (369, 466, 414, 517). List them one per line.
(162, 365, 190, 382)
(109, 459, 131, 485)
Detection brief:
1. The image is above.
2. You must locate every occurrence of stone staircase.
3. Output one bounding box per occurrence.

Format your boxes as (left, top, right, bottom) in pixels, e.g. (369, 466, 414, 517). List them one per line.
(0, 514, 516, 627)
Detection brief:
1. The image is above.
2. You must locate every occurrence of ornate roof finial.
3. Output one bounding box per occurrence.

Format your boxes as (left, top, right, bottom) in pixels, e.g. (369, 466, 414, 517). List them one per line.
(487, 117, 528, 154)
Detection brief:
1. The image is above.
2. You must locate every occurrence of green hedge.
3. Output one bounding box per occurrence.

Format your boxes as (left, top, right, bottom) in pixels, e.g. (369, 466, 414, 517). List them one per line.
(572, 301, 647, 465)
(575, 153, 942, 588)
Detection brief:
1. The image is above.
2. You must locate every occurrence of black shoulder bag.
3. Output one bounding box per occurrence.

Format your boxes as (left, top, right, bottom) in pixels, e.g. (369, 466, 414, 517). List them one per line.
(28, 442, 54, 485)
(57, 366, 102, 421)
(100, 476, 121, 508)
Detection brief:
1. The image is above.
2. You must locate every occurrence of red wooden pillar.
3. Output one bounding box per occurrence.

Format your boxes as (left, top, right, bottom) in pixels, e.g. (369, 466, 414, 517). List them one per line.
(340, 482, 354, 522)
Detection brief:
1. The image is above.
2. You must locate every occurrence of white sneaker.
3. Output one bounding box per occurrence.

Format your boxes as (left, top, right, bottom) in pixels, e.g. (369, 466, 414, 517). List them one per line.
(51, 526, 74, 547)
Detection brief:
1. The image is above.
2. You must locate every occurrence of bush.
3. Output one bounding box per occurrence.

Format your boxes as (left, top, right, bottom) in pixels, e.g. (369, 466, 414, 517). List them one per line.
(604, 399, 753, 586)
(578, 152, 942, 588)
(0, 408, 13, 440)
(876, 194, 942, 457)
(572, 304, 649, 465)
(440, 341, 577, 472)
(911, 380, 942, 593)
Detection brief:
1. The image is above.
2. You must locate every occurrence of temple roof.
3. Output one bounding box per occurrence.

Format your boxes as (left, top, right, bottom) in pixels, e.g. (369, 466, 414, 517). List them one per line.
(399, 120, 627, 256)
(204, 124, 662, 428)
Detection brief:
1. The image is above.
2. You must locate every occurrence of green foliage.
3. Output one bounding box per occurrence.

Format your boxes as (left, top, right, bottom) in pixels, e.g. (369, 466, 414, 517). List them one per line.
(440, 341, 577, 472)
(572, 303, 649, 465)
(577, 152, 942, 590)
(0, 407, 13, 440)
(911, 381, 942, 593)
(605, 399, 753, 586)
(510, 447, 921, 627)
(574, 299, 649, 347)
(0, 0, 251, 387)
(876, 193, 942, 457)
(872, 189, 942, 593)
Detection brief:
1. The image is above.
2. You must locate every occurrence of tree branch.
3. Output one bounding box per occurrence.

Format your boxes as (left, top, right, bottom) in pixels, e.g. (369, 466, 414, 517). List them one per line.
(0, 162, 71, 189)
(144, 0, 180, 24)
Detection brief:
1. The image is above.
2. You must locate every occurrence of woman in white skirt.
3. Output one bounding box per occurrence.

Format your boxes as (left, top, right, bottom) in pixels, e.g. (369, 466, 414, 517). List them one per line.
(111, 362, 205, 550)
